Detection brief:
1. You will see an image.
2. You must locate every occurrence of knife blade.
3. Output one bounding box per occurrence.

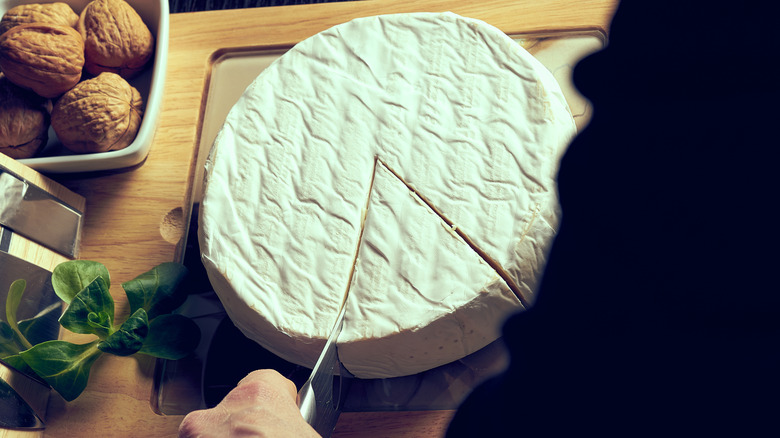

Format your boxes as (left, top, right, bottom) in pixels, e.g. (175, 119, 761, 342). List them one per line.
(297, 304, 353, 437)
(0, 165, 83, 258)
(0, 378, 44, 430)
(0, 251, 62, 382)
(297, 159, 379, 435)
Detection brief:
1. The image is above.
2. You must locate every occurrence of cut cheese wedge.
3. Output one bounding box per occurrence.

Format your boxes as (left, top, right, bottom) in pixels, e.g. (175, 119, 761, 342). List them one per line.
(339, 160, 520, 378)
(198, 12, 575, 378)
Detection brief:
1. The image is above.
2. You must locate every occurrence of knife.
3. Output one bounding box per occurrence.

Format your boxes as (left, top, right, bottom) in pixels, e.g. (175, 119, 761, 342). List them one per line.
(0, 378, 45, 430)
(0, 251, 60, 430)
(297, 304, 353, 437)
(0, 250, 62, 381)
(297, 160, 381, 436)
(0, 165, 83, 258)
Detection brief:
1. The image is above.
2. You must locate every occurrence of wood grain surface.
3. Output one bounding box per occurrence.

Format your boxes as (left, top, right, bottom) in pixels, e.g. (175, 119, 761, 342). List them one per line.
(21, 1, 620, 436)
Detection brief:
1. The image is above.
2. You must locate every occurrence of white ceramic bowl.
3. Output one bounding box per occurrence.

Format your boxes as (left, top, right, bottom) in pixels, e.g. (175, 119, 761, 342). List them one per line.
(1, 0, 169, 173)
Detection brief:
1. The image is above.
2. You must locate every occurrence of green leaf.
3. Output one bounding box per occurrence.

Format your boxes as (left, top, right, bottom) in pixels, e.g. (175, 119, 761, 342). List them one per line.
(138, 314, 200, 360)
(5, 280, 32, 350)
(122, 263, 188, 320)
(97, 309, 149, 356)
(0, 321, 25, 357)
(87, 312, 112, 333)
(1, 354, 36, 377)
(3, 260, 200, 403)
(18, 302, 63, 346)
(58, 277, 114, 338)
(2, 304, 62, 366)
(19, 340, 101, 401)
(5, 280, 24, 329)
(52, 261, 110, 304)
(0, 321, 14, 342)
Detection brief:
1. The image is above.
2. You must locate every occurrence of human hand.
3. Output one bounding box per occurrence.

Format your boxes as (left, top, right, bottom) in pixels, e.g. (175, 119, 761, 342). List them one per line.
(178, 369, 320, 437)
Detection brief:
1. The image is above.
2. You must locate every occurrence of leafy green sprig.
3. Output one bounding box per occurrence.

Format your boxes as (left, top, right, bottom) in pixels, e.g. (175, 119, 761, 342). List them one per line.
(1, 261, 200, 401)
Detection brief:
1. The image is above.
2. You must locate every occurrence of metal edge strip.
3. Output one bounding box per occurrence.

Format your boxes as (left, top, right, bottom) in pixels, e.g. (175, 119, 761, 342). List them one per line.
(0, 226, 11, 253)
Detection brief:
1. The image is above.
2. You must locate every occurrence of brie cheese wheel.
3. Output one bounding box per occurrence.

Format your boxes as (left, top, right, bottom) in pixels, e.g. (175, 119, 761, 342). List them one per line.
(199, 12, 576, 378)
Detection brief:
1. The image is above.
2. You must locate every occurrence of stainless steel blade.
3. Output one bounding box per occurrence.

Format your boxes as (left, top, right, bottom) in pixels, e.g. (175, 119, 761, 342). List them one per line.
(0, 251, 62, 376)
(0, 227, 11, 254)
(0, 166, 83, 258)
(0, 378, 44, 430)
(297, 159, 377, 435)
(0, 252, 57, 430)
(297, 304, 352, 437)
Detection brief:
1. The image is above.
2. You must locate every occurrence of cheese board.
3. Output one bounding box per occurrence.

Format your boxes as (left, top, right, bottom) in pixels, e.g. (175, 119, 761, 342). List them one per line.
(153, 24, 606, 416)
(27, 2, 618, 436)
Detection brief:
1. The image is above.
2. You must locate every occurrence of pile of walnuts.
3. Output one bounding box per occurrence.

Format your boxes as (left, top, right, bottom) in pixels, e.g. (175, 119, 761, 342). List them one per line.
(0, 0, 152, 159)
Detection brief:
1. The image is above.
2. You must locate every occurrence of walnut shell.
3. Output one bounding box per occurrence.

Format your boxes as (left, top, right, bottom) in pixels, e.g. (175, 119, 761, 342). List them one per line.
(78, 0, 154, 79)
(0, 3, 79, 35)
(0, 73, 51, 159)
(51, 72, 143, 154)
(0, 23, 84, 98)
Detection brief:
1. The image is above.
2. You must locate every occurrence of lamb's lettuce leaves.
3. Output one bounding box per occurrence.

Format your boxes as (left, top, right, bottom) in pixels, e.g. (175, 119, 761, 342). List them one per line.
(19, 340, 101, 402)
(98, 308, 149, 356)
(19, 302, 63, 346)
(4, 280, 32, 350)
(5, 261, 199, 402)
(58, 276, 114, 338)
(52, 261, 110, 304)
(123, 263, 188, 319)
(1, 354, 34, 376)
(139, 314, 200, 360)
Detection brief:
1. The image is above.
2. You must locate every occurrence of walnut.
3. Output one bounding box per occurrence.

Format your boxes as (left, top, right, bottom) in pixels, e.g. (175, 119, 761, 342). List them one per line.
(51, 72, 143, 154)
(0, 23, 84, 98)
(0, 3, 79, 35)
(78, 0, 154, 79)
(0, 73, 51, 159)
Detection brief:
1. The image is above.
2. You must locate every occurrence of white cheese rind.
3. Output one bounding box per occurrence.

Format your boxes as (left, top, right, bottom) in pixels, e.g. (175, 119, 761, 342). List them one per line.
(199, 12, 575, 377)
(339, 162, 520, 378)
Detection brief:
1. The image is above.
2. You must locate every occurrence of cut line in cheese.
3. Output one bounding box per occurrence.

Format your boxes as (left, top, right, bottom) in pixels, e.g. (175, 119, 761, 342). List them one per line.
(380, 159, 533, 309)
(339, 159, 520, 377)
(338, 156, 380, 316)
(198, 12, 576, 378)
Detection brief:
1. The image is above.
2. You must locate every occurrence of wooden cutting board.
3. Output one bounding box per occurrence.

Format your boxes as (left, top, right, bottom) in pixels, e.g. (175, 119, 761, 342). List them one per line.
(31, 1, 619, 437)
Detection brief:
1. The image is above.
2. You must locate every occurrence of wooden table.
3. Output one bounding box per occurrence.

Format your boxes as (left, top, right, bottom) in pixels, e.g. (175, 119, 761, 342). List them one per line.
(30, 1, 619, 436)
